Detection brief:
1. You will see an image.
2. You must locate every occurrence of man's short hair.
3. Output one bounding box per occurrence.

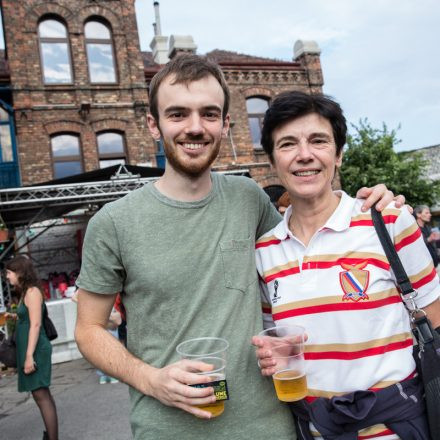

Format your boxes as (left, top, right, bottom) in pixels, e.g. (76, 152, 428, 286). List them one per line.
(148, 54, 230, 122)
(261, 91, 347, 161)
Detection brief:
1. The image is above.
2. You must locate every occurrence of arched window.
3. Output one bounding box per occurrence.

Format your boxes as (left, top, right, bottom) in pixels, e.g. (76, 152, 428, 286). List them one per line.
(51, 134, 83, 179)
(85, 20, 117, 83)
(0, 107, 13, 163)
(38, 18, 73, 84)
(97, 132, 126, 168)
(246, 97, 269, 149)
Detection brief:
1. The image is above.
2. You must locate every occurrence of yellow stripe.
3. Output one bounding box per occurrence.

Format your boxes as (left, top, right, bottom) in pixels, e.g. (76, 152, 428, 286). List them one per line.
(409, 263, 435, 284)
(311, 423, 391, 437)
(381, 208, 401, 217)
(350, 213, 372, 222)
(272, 287, 399, 314)
(394, 222, 419, 245)
(359, 424, 390, 436)
(262, 260, 299, 279)
(304, 332, 412, 353)
(350, 208, 400, 224)
(302, 251, 388, 264)
(256, 234, 278, 245)
(308, 378, 401, 398)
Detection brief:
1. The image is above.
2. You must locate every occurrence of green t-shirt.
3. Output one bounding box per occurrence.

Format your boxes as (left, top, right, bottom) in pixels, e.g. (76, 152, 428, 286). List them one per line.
(77, 173, 295, 440)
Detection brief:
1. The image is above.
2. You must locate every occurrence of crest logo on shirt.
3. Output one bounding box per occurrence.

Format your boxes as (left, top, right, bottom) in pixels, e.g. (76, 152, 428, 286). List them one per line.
(339, 262, 370, 302)
(272, 280, 281, 304)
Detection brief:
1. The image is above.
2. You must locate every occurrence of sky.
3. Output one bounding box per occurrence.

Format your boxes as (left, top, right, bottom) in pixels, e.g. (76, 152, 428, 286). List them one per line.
(134, 0, 440, 152)
(0, 1, 438, 152)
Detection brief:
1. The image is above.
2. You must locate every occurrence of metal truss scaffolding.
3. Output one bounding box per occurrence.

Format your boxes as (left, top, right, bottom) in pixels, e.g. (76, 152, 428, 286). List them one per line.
(0, 167, 250, 308)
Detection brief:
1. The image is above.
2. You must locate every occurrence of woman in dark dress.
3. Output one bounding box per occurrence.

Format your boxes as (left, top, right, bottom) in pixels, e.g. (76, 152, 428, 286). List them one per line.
(5, 256, 58, 440)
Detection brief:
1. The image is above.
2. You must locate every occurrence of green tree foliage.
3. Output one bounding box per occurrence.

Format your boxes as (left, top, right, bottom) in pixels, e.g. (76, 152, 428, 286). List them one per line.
(340, 119, 440, 206)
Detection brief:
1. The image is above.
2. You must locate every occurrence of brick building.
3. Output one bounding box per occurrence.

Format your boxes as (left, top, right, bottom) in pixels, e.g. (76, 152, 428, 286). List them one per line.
(0, 0, 324, 192)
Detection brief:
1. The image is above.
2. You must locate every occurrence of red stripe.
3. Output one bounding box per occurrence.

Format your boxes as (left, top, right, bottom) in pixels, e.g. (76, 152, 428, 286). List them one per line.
(302, 257, 389, 271)
(256, 238, 281, 249)
(272, 295, 401, 320)
(264, 266, 300, 283)
(394, 228, 421, 251)
(350, 215, 398, 228)
(359, 428, 395, 439)
(262, 306, 271, 314)
(304, 339, 413, 360)
(350, 219, 373, 227)
(382, 214, 399, 224)
(412, 267, 437, 289)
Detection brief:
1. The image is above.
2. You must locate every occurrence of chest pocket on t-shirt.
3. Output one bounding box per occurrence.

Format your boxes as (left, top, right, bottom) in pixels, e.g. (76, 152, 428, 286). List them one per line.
(219, 237, 257, 293)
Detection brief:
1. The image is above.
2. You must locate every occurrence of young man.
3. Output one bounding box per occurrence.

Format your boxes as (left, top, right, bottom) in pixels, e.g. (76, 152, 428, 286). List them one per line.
(75, 55, 401, 439)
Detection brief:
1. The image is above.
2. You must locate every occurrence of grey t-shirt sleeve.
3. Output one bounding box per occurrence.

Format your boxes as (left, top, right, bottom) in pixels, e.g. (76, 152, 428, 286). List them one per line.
(256, 186, 282, 238)
(76, 206, 125, 295)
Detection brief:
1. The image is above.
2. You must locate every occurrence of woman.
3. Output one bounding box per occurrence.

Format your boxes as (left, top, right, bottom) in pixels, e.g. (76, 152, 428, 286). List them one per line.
(5, 256, 58, 440)
(253, 91, 440, 439)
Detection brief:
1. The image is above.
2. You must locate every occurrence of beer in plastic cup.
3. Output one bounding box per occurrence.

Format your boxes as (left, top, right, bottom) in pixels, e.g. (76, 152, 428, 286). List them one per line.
(258, 325, 307, 402)
(176, 337, 229, 417)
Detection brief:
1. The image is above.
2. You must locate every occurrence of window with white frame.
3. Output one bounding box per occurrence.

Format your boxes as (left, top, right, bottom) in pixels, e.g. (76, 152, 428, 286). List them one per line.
(85, 20, 117, 84)
(97, 132, 126, 168)
(51, 134, 83, 179)
(38, 18, 73, 84)
(246, 97, 269, 149)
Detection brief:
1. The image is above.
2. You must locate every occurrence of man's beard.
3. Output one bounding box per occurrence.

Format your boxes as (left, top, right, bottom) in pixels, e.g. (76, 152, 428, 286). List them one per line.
(162, 136, 221, 178)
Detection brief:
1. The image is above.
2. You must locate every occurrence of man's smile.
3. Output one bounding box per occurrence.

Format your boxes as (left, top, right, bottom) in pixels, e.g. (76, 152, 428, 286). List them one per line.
(179, 142, 209, 150)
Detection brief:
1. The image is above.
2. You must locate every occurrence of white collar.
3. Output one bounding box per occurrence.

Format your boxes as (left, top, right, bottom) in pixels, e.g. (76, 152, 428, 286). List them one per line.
(273, 191, 356, 240)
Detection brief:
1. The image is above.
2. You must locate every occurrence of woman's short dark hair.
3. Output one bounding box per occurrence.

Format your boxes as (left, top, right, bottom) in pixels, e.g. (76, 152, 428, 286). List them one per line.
(261, 91, 347, 161)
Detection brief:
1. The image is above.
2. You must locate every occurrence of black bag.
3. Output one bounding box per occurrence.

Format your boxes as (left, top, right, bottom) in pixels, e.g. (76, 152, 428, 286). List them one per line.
(371, 206, 440, 440)
(43, 304, 58, 341)
(0, 330, 17, 368)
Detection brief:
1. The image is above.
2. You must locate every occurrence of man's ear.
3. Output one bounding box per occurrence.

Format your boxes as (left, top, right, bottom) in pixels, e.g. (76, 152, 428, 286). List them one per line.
(147, 114, 161, 140)
(221, 114, 230, 138)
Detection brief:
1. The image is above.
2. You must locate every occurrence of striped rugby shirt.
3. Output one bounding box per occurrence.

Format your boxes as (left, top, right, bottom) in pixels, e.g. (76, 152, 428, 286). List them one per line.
(256, 192, 440, 440)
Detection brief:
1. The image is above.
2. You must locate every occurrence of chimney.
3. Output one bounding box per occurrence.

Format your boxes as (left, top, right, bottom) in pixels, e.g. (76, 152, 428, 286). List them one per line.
(150, 1, 169, 64)
(293, 40, 323, 93)
(168, 35, 197, 59)
(153, 1, 162, 36)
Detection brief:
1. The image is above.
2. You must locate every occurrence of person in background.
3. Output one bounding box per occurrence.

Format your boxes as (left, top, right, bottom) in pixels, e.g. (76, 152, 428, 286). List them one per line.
(5, 256, 58, 440)
(97, 306, 121, 384)
(114, 293, 127, 347)
(414, 205, 440, 269)
(276, 191, 290, 214)
(72, 290, 121, 384)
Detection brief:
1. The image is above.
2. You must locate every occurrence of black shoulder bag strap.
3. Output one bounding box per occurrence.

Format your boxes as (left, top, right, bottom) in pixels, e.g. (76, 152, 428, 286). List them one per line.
(371, 206, 440, 439)
(370, 206, 437, 346)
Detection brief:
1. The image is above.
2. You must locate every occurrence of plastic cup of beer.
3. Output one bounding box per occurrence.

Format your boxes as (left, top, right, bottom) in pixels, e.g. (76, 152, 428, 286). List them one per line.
(0, 306, 5, 326)
(258, 325, 307, 402)
(176, 337, 229, 418)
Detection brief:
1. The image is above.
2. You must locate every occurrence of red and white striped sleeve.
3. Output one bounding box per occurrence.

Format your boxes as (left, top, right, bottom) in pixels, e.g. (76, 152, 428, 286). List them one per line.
(390, 205, 440, 308)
